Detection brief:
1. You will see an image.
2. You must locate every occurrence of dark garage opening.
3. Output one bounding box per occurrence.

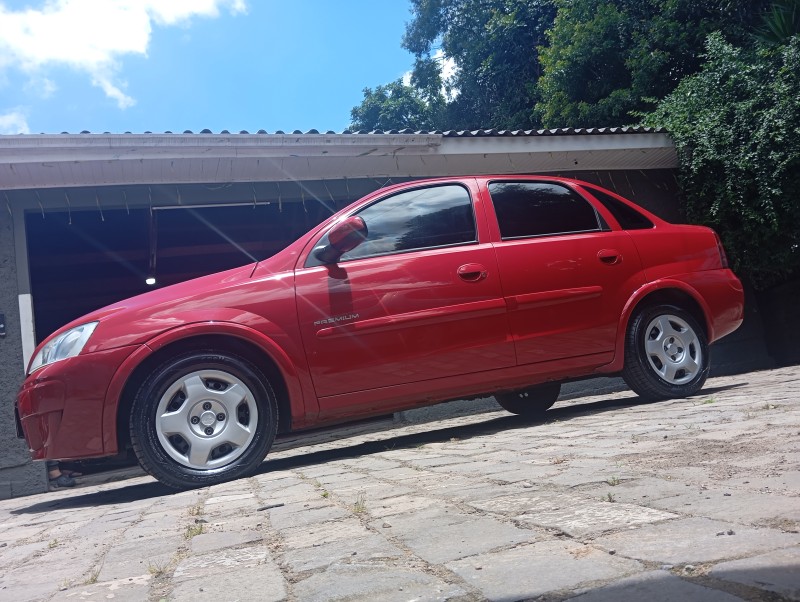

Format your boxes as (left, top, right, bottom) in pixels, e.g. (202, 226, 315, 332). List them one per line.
(26, 200, 335, 342)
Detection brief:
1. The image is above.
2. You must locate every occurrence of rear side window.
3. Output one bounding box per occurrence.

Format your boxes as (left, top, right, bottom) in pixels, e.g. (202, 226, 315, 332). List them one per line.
(488, 182, 602, 239)
(585, 187, 654, 230)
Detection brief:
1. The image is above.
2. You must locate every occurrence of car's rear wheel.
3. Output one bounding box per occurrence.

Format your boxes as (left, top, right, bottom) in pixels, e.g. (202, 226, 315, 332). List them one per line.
(495, 382, 561, 417)
(623, 304, 709, 401)
(130, 351, 277, 489)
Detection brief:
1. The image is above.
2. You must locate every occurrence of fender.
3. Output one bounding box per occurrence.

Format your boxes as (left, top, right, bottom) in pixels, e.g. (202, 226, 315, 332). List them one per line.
(605, 278, 712, 374)
(101, 320, 312, 455)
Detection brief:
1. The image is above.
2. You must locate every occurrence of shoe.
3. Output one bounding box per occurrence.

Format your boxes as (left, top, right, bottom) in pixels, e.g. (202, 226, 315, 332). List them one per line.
(49, 474, 76, 488)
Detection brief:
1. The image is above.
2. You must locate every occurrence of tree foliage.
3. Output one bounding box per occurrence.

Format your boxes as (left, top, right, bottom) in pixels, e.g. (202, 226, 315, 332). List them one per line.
(644, 33, 800, 288)
(352, 0, 556, 131)
(351, 0, 775, 131)
(536, 0, 773, 128)
(349, 80, 439, 131)
(755, 0, 800, 45)
(404, 0, 556, 129)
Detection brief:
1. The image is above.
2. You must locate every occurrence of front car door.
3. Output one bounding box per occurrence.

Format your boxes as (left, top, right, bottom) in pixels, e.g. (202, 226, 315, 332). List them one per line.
(295, 181, 515, 418)
(486, 180, 647, 367)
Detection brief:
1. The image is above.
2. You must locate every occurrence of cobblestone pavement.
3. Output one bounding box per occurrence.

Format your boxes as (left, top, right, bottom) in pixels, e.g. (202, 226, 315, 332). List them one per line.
(1, 366, 798, 602)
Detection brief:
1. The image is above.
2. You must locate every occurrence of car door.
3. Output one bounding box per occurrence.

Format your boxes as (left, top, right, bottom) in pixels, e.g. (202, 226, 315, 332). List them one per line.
(486, 180, 646, 367)
(295, 181, 515, 416)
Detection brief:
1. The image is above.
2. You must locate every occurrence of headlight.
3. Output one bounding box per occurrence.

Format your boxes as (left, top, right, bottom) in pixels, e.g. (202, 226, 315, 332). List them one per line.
(28, 322, 99, 374)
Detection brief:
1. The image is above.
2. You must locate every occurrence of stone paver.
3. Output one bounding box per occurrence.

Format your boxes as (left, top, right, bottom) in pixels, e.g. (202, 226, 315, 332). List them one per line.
(710, 546, 800, 600)
(0, 366, 798, 601)
(446, 541, 642, 600)
(566, 570, 746, 602)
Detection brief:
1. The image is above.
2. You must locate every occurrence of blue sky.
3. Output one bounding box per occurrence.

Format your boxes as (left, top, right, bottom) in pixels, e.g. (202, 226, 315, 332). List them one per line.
(0, 1, 418, 134)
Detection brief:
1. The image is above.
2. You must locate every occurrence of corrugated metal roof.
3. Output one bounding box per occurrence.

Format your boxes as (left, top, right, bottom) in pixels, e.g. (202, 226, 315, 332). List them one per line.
(39, 126, 665, 137)
(0, 127, 676, 192)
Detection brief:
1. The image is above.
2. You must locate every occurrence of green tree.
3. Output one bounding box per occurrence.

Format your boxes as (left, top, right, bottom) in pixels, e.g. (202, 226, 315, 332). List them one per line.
(537, 0, 772, 128)
(349, 0, 556, 131)
(404, 0, 556, 129)
(645, 33, 800, 288)
(349, 79, 438, 131)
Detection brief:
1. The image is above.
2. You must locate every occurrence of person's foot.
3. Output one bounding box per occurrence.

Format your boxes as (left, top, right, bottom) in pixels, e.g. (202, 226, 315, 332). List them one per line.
(49, 474, 76, 488)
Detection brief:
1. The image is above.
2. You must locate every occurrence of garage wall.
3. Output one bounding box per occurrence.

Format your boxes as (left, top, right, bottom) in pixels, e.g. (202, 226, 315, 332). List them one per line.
(0, 213, 47, 498)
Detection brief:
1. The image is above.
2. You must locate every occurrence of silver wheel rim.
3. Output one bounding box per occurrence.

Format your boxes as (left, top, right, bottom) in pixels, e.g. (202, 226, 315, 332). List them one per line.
(643, 314, 702, 385)
(155, 369, 258, 470)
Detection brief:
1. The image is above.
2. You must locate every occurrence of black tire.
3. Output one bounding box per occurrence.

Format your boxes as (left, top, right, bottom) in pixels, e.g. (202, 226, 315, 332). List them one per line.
(495, 382, 561, 417)
(130, 351, 277, 489)
(622, 304, 709, 401)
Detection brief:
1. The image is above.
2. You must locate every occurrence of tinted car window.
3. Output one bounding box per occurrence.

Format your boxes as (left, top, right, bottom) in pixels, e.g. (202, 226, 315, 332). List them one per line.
(585, 187, 654, 230)
(309, 185, 476, 265)
(489, 182, 601, 239)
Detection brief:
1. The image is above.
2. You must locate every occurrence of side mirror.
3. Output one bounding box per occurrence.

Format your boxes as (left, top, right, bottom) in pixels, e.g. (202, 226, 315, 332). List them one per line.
(314, 216, 368, 264)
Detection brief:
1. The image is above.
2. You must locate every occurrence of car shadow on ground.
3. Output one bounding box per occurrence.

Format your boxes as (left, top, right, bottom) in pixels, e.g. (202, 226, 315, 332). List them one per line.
(11, 381, 747, 514)
(260, 381, 747, 475)
(11, 480, 174, 514)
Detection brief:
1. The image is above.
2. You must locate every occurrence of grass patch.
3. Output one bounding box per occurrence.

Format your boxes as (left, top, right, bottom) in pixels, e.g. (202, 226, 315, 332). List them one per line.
(147, 560, 167, 577)
(185, 523, 204, 540)
(352, 492, 367, 514)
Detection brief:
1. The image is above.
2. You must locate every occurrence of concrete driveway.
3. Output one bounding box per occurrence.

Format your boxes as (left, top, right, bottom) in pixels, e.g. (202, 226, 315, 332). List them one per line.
(0, 366, 798, 601)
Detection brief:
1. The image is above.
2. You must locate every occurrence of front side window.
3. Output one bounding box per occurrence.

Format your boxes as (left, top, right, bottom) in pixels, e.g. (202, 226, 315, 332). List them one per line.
(489, 182, 603, 239)
(309, 185, 476, 265)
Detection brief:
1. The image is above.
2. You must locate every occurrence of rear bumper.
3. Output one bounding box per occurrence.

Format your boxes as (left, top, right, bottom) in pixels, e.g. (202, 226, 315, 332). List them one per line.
(690, 269, 745, 343)
(16, 345, 137, 461)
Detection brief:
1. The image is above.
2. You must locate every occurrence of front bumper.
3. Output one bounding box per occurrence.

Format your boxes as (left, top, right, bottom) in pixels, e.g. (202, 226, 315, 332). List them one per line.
(16, 345, 137, 460)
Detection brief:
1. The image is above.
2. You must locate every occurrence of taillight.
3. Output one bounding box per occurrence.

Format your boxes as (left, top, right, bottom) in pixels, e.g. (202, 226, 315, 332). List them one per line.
(714, 233, 730, 269)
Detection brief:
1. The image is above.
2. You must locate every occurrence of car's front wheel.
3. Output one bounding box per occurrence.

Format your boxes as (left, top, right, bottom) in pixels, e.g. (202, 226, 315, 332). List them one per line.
(622, 304, 709, 401)
(130, 351, 277, 489)
(495, 382, 561, 417)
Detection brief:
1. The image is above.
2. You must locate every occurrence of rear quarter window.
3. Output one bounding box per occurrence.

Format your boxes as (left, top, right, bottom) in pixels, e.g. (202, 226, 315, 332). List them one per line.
(585, 187, 654, 230)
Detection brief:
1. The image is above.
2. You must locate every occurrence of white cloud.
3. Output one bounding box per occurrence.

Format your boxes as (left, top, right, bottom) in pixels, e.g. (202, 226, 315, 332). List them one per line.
(24, 75, 57, 98)
(0, 109, 30, 134)
(0, 0, 246, 108)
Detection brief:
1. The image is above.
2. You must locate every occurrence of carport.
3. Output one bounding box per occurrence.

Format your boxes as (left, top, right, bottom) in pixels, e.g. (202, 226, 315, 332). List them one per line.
(0, 127, 683, 497)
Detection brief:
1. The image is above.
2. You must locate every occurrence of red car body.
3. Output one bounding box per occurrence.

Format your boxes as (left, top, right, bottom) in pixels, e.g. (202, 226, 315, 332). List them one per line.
(16, 176, 744, 488)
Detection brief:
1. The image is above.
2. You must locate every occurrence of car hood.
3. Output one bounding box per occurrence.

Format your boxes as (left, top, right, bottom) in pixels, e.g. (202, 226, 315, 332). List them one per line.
(42, 262, 266, 355)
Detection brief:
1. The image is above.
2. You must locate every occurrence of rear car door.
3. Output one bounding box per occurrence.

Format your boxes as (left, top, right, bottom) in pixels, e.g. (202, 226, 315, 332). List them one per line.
(486, 180, 646, 367)
(295, 181, 515, 416)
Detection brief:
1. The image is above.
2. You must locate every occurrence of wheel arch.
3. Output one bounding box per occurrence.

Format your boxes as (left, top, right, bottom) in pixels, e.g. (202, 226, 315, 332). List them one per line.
(610, 282, 711, 373)
(108, 332, 297, 456)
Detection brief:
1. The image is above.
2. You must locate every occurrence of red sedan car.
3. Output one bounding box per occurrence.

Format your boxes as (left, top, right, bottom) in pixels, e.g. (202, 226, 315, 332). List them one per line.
(16, 176, 744, 489)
